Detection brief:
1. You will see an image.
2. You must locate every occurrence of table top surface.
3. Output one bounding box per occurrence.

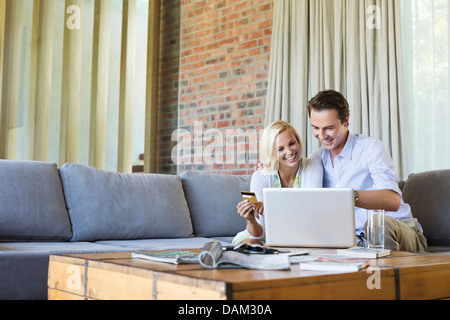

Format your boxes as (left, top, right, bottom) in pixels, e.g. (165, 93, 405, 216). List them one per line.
(50, 248, 450, 283)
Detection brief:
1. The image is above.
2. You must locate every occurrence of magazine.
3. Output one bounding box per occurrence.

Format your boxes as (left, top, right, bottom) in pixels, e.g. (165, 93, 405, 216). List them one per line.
(299, 255, 370, 272)
(132, 250, 199, 264)
(133, 240, 291, 270)
(336, 246, 391, 258)
(199, 240, 291, 270)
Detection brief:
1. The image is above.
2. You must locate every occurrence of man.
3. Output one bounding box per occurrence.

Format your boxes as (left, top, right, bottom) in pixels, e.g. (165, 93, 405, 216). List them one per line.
(308, 90, 427, 252)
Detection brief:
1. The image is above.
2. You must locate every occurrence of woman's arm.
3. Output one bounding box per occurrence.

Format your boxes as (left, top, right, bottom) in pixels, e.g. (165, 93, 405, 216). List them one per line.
(237, 169, 270, 238)
(236, 201, 264, 238)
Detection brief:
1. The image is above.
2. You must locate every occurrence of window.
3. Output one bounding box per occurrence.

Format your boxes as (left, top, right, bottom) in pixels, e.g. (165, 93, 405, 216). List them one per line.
(10, 0, 149, 171)
(403, 0, 450, 174)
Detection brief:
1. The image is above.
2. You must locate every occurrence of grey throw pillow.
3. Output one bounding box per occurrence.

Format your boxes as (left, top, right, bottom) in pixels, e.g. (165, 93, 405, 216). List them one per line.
(181, 171, 250, 237)
(59, 163, 193, 241)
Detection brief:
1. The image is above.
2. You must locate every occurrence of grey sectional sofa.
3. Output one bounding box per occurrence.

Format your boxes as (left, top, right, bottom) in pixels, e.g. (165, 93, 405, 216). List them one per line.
(0, 160, 249, 300)
(0, 160, 448, 300)
(400, 169, 450, 253)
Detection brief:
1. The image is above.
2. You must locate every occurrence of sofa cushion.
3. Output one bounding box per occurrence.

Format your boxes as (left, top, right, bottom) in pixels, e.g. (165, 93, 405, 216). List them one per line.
(59, 163, 193, 241)
(181, 171, 250, 237)
(95, 237, 232, 251)
(0, 160, 72, 241)
(402, 169, 450, 246)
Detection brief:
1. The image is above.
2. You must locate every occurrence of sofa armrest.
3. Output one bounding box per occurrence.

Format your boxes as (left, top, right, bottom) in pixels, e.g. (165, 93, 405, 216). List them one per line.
(402, 169, 450, 246)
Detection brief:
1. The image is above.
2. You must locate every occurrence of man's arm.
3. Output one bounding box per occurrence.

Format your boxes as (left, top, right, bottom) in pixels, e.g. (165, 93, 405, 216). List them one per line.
(355, 189, 401, 212)
(357, 137, 403, 212)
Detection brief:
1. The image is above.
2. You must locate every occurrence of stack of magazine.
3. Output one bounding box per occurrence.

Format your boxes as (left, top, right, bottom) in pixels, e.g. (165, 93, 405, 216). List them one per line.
(295, 247, 391, 272)
(132, 240, 292, 271)
(133, 241, 391, 272)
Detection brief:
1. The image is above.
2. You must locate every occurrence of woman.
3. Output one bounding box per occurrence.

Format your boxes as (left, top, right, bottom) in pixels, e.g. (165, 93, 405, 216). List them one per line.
(232, 120, 323, 245)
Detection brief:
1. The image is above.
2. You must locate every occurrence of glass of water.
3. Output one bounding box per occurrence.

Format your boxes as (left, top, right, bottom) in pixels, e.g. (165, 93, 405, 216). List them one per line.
(367, 210, 385, 249)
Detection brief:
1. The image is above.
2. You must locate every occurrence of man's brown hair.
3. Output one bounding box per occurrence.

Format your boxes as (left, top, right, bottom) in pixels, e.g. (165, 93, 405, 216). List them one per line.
(308, 90, 350, 125)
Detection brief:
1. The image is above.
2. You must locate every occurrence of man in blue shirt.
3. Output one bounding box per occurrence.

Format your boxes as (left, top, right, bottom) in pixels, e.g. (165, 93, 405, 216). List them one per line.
(308, 90, 427, 252)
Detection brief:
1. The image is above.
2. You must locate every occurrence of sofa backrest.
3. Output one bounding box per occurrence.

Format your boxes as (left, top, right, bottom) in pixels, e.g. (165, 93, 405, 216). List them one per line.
(59, 162, 193, 242)
(402, 169, 450, 246)
(0, 160, 72, 241)
(181, 171, 250, 237)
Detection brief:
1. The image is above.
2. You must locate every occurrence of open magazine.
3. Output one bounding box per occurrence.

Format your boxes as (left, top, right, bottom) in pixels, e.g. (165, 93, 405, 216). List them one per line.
(132, 250, 199, 264)
(199, 240, 290, 270)
(133, 240, 291, 271)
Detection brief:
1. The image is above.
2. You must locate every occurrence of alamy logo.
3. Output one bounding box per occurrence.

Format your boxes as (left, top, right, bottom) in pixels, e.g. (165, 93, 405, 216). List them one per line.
(366, 266, 382, 290)
(66, 5, 81, 30)
(66, 265, 82, 290)
(171, 122, 263, 165)
(367, 5, 381, 30)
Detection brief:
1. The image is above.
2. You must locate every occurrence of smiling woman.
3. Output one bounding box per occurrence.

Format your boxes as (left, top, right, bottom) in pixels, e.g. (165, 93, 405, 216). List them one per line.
(275, 130, 302, 187)
(232, 120, 323, 246)
(260, 120, 303, 174)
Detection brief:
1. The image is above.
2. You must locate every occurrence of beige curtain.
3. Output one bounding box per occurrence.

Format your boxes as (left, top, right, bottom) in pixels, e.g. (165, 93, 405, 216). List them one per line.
(266, 0, 408, 179)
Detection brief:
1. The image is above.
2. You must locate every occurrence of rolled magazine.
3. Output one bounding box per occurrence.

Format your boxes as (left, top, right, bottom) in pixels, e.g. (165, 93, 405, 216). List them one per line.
(199, 240, 291, 270)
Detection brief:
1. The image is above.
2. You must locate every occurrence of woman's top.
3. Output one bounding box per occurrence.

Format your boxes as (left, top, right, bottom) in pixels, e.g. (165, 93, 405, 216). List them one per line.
(232, 157, 323, 245)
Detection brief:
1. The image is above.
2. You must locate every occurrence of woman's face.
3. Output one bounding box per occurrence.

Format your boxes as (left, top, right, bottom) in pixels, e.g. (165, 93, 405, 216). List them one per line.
(275, 130, 301, 170)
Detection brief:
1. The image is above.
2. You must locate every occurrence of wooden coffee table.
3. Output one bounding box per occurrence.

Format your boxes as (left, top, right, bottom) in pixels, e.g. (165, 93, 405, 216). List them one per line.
(47, 249, 450, 300)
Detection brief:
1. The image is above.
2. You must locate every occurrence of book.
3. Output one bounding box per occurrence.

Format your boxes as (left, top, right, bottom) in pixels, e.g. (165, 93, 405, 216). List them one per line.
(299, 256, 370, 272)
(132, 250, 199, 264)
(336, 246, 391, 258)
(133, 240, 291, 270)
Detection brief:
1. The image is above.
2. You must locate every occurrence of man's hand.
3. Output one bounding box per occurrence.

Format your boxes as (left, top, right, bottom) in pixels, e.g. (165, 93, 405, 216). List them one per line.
(254, 162, 263, 172)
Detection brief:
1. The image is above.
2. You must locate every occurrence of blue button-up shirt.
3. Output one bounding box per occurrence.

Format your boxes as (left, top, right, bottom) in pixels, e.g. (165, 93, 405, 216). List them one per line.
(311, 132, 415, 234)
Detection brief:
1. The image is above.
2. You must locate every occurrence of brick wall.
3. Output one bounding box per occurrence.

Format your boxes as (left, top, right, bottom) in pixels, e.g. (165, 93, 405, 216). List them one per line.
(156, 0, 182, 174)
(158, 0, 274, 175)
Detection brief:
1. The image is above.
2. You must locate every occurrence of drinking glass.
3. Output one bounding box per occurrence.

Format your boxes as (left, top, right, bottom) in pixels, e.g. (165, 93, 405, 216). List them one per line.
(367, 210, 385, 249)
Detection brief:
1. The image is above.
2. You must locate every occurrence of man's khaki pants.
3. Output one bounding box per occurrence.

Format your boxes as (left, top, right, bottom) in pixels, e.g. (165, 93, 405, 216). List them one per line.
(362, 216, 428, 252)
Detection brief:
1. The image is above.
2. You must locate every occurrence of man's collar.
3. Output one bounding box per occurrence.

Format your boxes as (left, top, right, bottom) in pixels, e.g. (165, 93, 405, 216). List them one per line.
(340, 131, 355, 160)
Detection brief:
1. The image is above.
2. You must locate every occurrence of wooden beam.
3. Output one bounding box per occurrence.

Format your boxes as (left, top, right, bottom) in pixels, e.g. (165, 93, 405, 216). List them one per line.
(30, 0, 55, 162)
(144, 0, 161, 173)
(59, 0, 82, 165)
(0, 0, 6, 153)
(27, 0, 39, 159)
(117, 0, 136, 173)
(89, 0, 111, 169)
(0, 0, 23, 159)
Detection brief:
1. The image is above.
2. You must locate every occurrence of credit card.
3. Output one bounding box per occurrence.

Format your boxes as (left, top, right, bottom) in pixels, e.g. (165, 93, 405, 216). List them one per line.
(241, 191, 258, 203)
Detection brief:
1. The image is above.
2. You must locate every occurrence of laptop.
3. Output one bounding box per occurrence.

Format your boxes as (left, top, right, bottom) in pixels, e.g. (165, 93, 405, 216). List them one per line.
(263, 188, 356, 248)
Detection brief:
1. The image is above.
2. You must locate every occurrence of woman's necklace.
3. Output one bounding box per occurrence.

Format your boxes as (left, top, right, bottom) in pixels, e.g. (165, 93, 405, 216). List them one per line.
(274, 159, 303, 189)
(279, 173, 294, 188)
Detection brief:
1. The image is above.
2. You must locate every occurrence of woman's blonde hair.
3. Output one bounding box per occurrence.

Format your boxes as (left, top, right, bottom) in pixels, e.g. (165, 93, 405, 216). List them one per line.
(260, 120, 303, 172)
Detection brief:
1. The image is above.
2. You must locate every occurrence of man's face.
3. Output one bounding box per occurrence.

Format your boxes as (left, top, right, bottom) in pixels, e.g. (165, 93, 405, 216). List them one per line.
(310, 109, 349, 155)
